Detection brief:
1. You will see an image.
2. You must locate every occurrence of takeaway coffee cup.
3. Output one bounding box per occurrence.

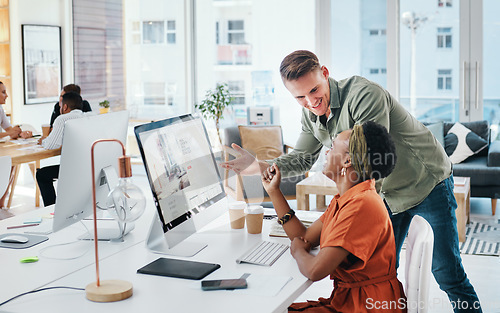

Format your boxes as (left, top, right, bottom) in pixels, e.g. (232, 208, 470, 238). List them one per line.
(42, 124, 51, 137)
(245, 205, 264, 234)
(229, 201, 247, 229)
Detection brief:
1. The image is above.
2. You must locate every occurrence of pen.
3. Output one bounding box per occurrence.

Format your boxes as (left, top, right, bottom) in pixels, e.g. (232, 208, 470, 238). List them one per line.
(7, 223, 40, 230)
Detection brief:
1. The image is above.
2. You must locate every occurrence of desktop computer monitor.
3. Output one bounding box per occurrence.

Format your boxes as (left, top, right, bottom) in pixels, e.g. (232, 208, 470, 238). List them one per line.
(134, 114, 227, 257)
(52, 110, 130, 236)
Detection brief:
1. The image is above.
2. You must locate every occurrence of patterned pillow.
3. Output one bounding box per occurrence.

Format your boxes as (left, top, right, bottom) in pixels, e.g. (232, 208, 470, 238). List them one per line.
(444, 122, 488, 164)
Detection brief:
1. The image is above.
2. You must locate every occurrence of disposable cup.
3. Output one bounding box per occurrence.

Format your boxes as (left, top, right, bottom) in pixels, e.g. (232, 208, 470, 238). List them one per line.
(228, 201, 246, 229)
(42, 124, 51, 137)
(245, 205, 264, 234)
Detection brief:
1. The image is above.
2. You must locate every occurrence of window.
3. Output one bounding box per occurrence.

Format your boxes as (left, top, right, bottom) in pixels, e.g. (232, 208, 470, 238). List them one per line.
(131, 21, 141, 44)
(144, 82, 166, 105)
(437, 27, 452, 48)
(166, 20, 176, 44)
(437, 69, 452, 90)
(215, 21, 219, 44)
(227, 80, 245, 105)
(166, 82, 177, 106)
(438, 0, 452, 7)
(228, 20, 245, 44)
(369, 29, 386, 36)
(143, 21, 164, 44)
(369, 68, 386, 74)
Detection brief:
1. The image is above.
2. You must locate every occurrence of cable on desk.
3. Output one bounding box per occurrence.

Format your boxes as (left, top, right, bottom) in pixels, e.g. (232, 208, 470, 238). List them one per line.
(38, 221, 92, 260)
(0, 286, 85, 307)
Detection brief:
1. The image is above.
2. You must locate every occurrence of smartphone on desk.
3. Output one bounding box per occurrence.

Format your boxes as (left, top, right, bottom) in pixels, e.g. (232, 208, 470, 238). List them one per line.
(201, 279, 247, 291)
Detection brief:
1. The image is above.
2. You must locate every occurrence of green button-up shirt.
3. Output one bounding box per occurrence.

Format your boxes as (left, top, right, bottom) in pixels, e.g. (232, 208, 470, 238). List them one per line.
(272, 76, 452, 213)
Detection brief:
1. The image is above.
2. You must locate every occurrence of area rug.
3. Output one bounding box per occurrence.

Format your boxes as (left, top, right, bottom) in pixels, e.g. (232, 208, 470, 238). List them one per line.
(459, 216, 500, 256)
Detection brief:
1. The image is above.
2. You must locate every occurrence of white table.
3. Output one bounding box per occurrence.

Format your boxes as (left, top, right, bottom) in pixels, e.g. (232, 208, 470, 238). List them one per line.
(0, 205, 313, 313)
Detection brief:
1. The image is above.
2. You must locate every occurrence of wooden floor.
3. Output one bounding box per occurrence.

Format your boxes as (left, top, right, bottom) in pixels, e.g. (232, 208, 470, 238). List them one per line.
(5, 164, 500, 313)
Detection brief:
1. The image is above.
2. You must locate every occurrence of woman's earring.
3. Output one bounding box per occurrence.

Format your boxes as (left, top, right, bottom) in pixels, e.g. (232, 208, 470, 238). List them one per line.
(340, 167, 346, 177)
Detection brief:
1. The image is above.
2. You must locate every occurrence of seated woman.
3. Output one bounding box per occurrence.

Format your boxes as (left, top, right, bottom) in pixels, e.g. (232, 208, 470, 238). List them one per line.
(1, 81, 32, 210)
(261, 121, 406, 313)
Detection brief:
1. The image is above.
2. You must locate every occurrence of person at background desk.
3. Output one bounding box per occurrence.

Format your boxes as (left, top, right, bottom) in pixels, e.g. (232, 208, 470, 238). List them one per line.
(0, 81, 32, 140)
(262, 121, 405, 312)
(0, 81, 33, 210)
(36, 92, 88, 206)
(49, 83, 92, 131)
(222, 50, 481, 312)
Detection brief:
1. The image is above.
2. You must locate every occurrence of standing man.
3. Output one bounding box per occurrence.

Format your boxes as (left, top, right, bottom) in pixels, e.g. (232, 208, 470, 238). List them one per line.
(36, 92, 87, 206)
(222, 50, 481, 312)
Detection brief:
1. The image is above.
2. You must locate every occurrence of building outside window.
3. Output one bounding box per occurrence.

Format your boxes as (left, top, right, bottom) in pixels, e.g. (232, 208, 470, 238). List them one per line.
(167, 20, 176, 44)
(437, 69, 452, 90)
(437, 27, 452, 48)
(143, 21, 164, 44)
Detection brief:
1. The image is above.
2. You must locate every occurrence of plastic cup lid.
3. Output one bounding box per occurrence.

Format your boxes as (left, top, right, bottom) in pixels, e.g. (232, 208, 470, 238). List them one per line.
(245, 205, 264, 214)
(229, 201, 247, 210)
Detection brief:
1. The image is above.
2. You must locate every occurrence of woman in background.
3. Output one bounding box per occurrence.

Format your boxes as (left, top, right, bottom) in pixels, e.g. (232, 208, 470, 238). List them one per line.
(0, 81, 33, 210)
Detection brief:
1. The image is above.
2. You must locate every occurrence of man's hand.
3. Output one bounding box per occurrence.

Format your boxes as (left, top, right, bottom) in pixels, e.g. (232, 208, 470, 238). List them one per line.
(37, 136, 45, 145)
(220, 143, 262, 175)
(261, 163, 281, 194)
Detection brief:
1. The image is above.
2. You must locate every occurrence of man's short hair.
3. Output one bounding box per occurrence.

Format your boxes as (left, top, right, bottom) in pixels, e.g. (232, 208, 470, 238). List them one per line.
(61, 92, 83, 111)
(63, 84, 81, 95)
(280, 50, 321, 81)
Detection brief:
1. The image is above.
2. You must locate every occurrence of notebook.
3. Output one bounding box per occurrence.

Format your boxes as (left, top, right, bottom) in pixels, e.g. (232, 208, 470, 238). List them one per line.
(137, 257, 220, 280)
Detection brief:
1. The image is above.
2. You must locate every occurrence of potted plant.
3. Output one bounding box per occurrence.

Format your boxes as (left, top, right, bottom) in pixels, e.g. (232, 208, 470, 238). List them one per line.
(195, 83, 234, 146)
(99, 100, 110, 114)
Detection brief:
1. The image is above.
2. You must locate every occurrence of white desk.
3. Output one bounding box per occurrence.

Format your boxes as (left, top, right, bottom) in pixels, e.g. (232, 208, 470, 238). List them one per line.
(0, 204, 155, 306)
(0, 206, 313, 313)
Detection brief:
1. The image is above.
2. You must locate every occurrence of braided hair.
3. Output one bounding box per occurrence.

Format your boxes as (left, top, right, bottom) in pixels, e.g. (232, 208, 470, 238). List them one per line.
(348, 121, 397, 181)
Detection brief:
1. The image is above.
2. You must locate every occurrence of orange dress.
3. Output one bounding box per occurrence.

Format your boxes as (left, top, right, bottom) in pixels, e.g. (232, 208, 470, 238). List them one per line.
(290, 180, 406, 313)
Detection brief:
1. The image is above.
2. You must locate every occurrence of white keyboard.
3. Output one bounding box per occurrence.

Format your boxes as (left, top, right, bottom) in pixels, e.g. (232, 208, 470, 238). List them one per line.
(236, 240, 289, 266)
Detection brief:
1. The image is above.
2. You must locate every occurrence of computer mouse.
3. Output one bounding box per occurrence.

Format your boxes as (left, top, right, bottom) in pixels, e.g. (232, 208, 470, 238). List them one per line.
(1, 235, 29, 244)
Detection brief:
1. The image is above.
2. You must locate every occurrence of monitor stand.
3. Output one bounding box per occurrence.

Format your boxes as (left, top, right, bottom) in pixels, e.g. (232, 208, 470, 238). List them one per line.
(78, 166, 134, 241)
(78, 219, 135, 241)
(146, 215, 207, 257)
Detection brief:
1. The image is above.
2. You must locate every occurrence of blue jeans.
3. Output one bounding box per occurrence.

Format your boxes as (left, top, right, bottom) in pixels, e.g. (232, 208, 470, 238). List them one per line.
(387, 176, 482, 313)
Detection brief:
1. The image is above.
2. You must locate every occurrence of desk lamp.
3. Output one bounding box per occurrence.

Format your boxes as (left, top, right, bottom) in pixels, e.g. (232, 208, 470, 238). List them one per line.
(86, 139, 145, 302)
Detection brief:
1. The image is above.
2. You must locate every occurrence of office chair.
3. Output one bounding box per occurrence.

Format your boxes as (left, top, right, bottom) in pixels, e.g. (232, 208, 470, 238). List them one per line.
(222, 125, 306, 204)
(405, 215, 434, 313)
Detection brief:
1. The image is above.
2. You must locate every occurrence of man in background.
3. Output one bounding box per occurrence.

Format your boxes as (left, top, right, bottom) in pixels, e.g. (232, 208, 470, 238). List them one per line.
(49, 83, 92, 130)
(36, 92, 89, 206)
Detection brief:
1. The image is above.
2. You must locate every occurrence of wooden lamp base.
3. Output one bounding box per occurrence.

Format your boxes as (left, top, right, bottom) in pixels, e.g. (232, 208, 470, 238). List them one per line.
(86, 280, 133, 302)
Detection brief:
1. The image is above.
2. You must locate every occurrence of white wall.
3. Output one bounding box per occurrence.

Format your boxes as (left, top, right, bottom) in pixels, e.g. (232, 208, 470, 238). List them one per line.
(9, 0, 73, 132)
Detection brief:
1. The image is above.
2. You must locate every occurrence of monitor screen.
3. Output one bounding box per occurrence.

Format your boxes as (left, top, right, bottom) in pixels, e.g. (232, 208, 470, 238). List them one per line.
(52, 111, 129, 234)
(134, 114, 226, 256)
